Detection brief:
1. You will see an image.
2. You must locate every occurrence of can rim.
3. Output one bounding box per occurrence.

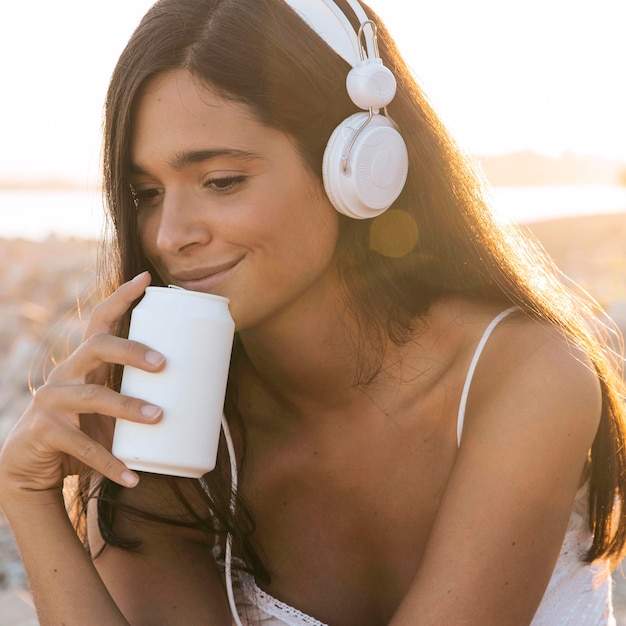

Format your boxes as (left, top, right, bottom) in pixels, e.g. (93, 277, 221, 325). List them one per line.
(142, 285, 231, 304)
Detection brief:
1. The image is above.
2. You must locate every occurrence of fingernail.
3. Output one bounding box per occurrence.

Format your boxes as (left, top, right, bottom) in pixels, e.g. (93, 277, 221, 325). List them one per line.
(132, 271, 149, 282)
(145, 350, 164, 366)
(141, 404, 162, 420)
(121, 471, 139, 487)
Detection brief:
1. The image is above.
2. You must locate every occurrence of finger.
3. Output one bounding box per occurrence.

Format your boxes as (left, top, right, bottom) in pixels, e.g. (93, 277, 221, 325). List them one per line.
(47, 333, 165, 384)
(32, 383, 163, 427)
(6, 404, 142, 490)
(54, 425, 140, 488)
(84, 271, 151, 339)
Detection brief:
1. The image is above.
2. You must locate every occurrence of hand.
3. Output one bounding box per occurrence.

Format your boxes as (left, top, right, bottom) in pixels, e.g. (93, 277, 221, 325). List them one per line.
(0, 272, 165, 502)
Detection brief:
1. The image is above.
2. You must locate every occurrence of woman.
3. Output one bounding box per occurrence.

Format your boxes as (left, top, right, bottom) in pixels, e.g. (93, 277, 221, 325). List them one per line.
(1, 0, 625, 624)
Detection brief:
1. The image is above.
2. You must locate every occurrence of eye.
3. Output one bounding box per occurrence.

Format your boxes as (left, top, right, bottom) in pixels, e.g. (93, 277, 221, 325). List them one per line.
(130, 185, 163, 210)
(203, 175, 247, 193)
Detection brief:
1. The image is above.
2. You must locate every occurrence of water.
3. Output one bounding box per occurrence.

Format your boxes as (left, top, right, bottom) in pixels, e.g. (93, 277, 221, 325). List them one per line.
(0, 189, 106, 240)
(491, 185, 626, 224)
(1, 185, 626, 240)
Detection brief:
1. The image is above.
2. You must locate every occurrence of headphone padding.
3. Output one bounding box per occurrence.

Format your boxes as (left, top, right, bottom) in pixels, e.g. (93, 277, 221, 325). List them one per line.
(322, 112, 409, 219)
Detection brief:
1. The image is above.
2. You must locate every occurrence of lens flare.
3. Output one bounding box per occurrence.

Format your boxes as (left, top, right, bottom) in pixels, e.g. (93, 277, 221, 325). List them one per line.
(369, 209, 419, 258)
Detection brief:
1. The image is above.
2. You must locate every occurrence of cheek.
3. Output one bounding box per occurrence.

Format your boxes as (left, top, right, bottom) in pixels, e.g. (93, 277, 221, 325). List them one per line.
(266, 198, 340, 276)
(271, 181, 340, 247)
(136, 213, 160, 261)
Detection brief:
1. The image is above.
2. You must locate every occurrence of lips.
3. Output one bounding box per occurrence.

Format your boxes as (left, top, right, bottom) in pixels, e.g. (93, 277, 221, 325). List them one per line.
(168, 255, 245, 290)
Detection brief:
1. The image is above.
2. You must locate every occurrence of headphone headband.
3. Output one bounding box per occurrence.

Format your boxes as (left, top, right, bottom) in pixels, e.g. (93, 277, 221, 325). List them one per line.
(282, 0, 374, 66)
(283, 0, 409, 219)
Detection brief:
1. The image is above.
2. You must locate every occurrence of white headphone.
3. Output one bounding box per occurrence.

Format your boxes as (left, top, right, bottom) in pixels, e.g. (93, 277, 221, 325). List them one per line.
(283, 0, 409, 219)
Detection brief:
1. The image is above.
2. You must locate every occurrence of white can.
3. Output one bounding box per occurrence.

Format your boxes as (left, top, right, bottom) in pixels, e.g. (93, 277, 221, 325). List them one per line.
(112, 286, 235, 478)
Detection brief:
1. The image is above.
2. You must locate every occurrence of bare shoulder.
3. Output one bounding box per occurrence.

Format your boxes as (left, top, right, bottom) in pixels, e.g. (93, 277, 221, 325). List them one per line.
(432, 296, 602, 438)
(426, 296, 602, 469)
(461, 303, 601, 449)
(430, 299, 604, 533)
(401, 300, 604, 622)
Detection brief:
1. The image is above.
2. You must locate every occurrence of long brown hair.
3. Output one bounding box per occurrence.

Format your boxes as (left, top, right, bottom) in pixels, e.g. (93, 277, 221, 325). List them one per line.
(84, 0, 626, 575)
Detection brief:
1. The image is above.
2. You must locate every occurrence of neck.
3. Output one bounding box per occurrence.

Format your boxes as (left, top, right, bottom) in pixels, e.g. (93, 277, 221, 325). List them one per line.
(237, 294, 367, 414)
(234, 289, 441, 430)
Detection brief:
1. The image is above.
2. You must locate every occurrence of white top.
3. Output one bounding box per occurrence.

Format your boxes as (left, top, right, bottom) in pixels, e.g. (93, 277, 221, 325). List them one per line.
(219, 308, 616, 625)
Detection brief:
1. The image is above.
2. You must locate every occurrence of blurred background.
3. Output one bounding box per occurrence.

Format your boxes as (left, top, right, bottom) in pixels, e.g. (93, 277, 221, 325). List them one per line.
(1, 1, 625, 623)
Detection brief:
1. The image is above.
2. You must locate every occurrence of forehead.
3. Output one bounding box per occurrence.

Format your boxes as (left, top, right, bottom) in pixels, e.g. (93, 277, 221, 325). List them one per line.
(130, 69, 269, 164)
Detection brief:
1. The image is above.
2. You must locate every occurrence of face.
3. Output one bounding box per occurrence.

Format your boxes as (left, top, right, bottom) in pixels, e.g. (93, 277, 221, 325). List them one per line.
(130, 70, 340, 331)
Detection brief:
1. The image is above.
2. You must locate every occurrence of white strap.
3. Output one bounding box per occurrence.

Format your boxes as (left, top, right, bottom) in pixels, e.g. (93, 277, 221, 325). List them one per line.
(457, 307, 517, 447)
(221, 414, 243, 626)
(198, 416, 243, 626)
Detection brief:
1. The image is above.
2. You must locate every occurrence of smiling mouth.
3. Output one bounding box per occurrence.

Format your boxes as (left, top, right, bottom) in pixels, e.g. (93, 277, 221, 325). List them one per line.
(169, 256, 244, 290)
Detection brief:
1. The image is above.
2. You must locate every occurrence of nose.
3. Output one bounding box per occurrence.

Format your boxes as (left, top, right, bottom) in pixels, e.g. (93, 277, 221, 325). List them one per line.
(153, 189, 212, 254)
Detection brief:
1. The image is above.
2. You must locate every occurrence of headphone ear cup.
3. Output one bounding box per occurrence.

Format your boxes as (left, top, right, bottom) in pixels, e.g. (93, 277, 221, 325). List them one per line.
(322, 112, 409, 219)
(346, 60, 397, 110)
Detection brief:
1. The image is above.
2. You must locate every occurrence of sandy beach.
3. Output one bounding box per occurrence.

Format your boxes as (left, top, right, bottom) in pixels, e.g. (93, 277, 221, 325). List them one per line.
(1, 212, 626, 624)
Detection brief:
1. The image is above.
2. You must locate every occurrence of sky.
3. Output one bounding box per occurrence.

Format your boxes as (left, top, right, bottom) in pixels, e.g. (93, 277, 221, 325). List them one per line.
(0, 0, 625, 188)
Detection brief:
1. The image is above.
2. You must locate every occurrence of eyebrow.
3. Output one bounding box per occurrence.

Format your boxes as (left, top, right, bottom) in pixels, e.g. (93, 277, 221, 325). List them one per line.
(129, 148, 263, 175)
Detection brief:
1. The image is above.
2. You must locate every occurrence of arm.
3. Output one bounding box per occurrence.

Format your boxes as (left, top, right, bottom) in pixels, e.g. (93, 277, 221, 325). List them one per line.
(2, 491, 130, 625)
(2, 480, 231, 625)
(87, 475, 232, 625)
(0, 272, 230, 624)
(391, 319, 602, 625)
